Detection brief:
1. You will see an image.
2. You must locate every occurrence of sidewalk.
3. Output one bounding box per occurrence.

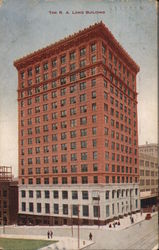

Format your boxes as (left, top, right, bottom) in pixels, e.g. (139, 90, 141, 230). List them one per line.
(0, 234, 94, 250)
(103, 211, 157, 231)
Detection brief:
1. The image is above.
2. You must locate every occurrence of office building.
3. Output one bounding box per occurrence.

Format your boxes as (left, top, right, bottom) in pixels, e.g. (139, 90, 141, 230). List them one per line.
(14, 22, 140, 225)
(139, 144, 158, 208)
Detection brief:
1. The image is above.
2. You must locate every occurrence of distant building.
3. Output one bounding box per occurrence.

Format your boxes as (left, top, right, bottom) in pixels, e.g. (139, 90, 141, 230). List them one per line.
(139, 142, 158, 158)
(0, 166, 18, 225)
(139, 144, 158, 208)
(14, 22, 140, 226)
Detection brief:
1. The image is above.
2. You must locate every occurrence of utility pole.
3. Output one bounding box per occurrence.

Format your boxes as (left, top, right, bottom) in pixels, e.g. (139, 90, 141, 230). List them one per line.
(70, 205, 73, 237)
(78, 204, 80, 249)
(98, 194, 100, 228)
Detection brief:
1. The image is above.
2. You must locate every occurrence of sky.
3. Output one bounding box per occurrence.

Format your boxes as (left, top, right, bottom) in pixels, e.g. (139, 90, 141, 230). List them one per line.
(0, 0, 157, 177)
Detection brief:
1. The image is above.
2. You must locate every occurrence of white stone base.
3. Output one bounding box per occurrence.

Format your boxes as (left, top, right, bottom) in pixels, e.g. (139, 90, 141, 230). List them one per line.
(19, 183, 140, 221)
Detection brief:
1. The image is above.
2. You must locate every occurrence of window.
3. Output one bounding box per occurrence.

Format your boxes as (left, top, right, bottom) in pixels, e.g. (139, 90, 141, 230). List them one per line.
(53, 177, 58, 184)
(81, 152, 87, 160)
(80, 48, 86, 56)
(29, 190, 33, 198)
(94, 176, 98, 183)
(105, 176, 109, 183)
(54, 204, 59, 214)
(61, 132, 67, 140)
(105, 191, 109, 200)
(72, 191, 78, 199)
(70, 51, 75, 60)
(29, 202, 34, 212)
(81, 164, 88, 172)
(52, 166, 58, 173)
(70, 63, 76, 71)
(61, 67, 66, 75)
(92, 103, 96, 111)
(71, 153, 77, 161)
(70, 96, 76, 104)
(61, 154, 67, 162)
(81, 141, 87, 148)
(52, 123, 58, 130)
(80, 117, 87, 125)
(61, 99, 66, 107)
(80, 59, 86, 68)
(45, 191, 50, 199)
(70, 130, 76, 138)
(92, 91, 96, 99)
(83, 205, 89, 217)
(70, 64, 77, 77)
(70, 108, 76, 115)
(52, 91, 57, 99)
(44, 178, 49, 184)
(63, 204, 68, 215)
(71, 142, 76, 150)
(70, 85, 76, 93)
(80, 94, 86, 102)
(81, 129, 87, 136)
(62, 177, 67, 184)
(61, 88, 66, 96)
(70, 119, 76, 128)
(92, 55, 96, 63)
(82, 191, 88, 200)
(93, 151, 97, 160)
(82, 176, 88, 184)
(43, 104, 48, 111)
(28, 68, 32, 77)
(106, 205, 110, 217)
(61, 55, 66, 64)
(71, 165, 77, 173)
(21, 190, 26, 198)
(61, 110, 66, 117)
(80, 105, 87, 113)
(93, 206, 100, 218)
(91, 43, 96, 52)
(80, 71, 86, 79)
(53, 191, 59, 199)
(22, 202, 26, 212)
(52, 59, 57, 67)
(62, 191, 68, 199)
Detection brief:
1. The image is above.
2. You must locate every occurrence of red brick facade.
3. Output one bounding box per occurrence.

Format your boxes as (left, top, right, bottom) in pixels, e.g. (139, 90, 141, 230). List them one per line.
(14, 22, 139, 188)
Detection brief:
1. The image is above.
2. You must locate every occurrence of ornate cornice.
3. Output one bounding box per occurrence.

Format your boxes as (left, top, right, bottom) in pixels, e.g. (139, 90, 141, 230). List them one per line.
(14, 21, 140, 74)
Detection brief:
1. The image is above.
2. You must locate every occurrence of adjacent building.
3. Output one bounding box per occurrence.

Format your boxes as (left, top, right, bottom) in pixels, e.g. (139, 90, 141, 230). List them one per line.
(139, 143, 158, 208)
(0, 166, 18, 225)
(14, 22, 140, 225)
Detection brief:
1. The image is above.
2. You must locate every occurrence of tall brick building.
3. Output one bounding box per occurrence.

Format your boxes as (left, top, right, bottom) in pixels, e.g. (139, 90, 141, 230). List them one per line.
(14, 22, 140, 225)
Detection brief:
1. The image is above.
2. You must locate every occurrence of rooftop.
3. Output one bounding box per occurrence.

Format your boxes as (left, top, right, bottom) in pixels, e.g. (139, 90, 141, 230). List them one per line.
(0, 166, 12, 181)
(14, 21, 139, 73)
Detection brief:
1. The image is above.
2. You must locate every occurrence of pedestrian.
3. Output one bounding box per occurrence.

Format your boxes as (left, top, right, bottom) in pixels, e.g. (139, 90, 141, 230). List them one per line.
(140, 209, 143, 216)
(89, 232, 92, 240)
(50, 230, 53, 239)
(109, 224, 112, 228)
(117, 221, 120, 226)
(47, 230, 50, 239)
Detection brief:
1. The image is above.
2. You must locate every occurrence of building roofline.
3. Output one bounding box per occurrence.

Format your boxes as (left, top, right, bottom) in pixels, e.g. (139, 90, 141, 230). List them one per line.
(14, 21, 139, 73)
(139, 143, 159, 147)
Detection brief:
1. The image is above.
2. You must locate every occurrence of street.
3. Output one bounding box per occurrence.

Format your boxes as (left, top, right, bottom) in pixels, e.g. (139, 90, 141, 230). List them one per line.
(85, 214, 158, 250)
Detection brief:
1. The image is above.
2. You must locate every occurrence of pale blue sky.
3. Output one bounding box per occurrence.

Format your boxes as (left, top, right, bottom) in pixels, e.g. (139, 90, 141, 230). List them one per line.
(0, 0, 157, 176)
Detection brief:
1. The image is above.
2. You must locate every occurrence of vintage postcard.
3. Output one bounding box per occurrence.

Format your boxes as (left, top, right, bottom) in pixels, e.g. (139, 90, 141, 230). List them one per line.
(0, 1, 158, 250)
